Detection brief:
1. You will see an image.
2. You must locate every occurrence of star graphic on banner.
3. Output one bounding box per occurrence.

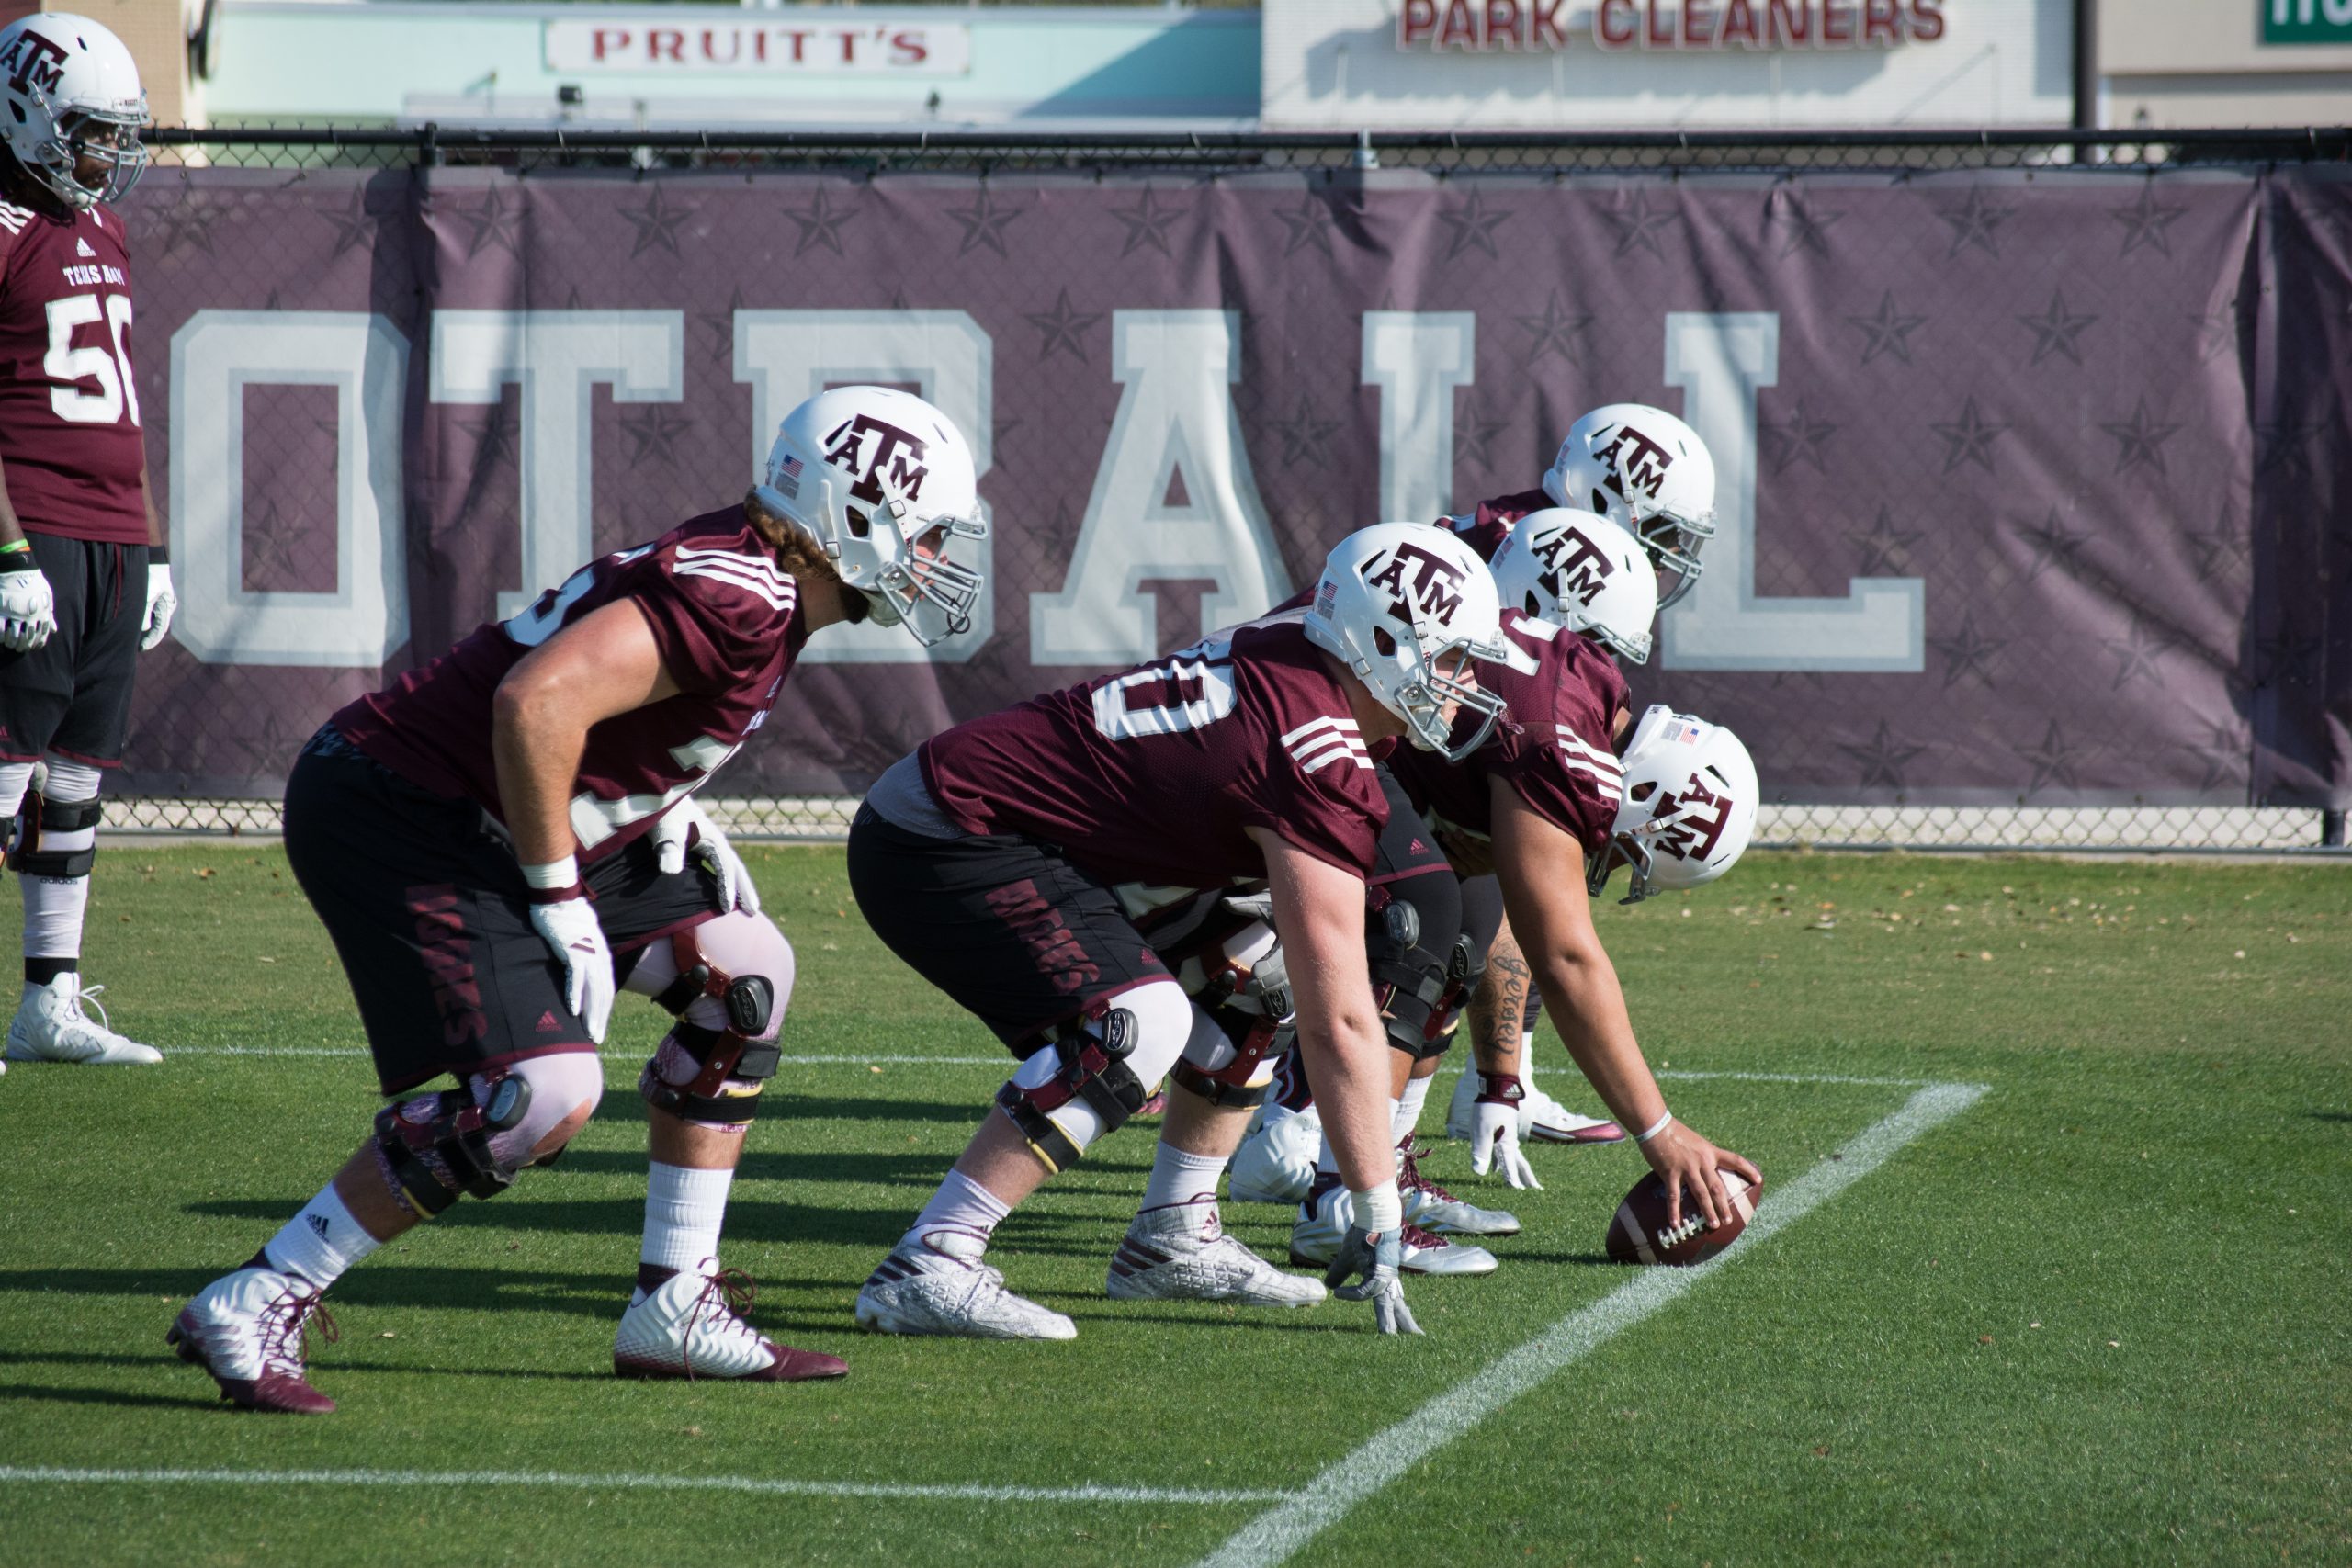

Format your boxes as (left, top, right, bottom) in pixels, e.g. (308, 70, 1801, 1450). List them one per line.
(946, 186, 1026, 258)
(697, 285, 747, 362)
(2111, 182, 2188, 259)
(240, 500, 307, 588)
(449, 406, 516, 476)
(1844, 291, 1928, 367)
(1515, 288, 1592, 367)
(2018, 289, 2099, 367)
(2017, 508, 2095, 582)
(786, 186, 860, 258)
(2098, 396, 2183, 476)
(1270, 392, 1340, 469)
(1111, 186, 1183, 258)
(1437, 187, 1513, 261)
(2256, 615, 2322, 688)
(619, 186, 695, 258)
(158, 190, 219, 257)
(1772, 198, 1843, 257)
(1849, 505, 1921, 576)
(991, 413, 1023, 472)
(1928, 611, 2007, 690)
(322, 187, 377, 259)
(1453, 395, 1510, 471)
(1761, 400, 1838, 473)
(2102, 621, 2175, 689)
(1600, 188, 1679, 259)
(1839, 720, 1927, 791)
(1025, 288, 1103, 363)
(1936, 186, 2016, 260)
(619, 405, 693, 467)
(263, 287, 284, 311)
(2189, 303, 2239, 364)
(1768, 669, 1831, 693)
(2254, 419, 2322, 479)
(2014, 721, 2086, 795)
(1930, 397, 2007, 473)
(1275, 191, 1339, 258)
(2186, 719, 2245, 794)
(453, 185, 525, 259)
(2184, 507, 2250, 579)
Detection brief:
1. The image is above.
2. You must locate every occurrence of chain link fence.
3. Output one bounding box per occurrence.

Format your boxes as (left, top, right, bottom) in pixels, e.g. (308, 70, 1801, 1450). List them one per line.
(117, 127, 2352, 855)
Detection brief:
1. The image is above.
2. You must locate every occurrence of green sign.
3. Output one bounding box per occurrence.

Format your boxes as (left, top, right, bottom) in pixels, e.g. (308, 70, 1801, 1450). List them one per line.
(2264, 0, 2352, 43)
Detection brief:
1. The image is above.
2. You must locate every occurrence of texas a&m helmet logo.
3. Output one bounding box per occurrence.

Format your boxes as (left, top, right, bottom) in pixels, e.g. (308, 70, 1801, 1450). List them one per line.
(1597, 423, 1676, 503)
(821, 413, 930, 511)
(1651, 774, 1733, 863)
(1363, 540, 1470, 624)
(2, 28, 68, 95)
(1530, 525, 1614, 607)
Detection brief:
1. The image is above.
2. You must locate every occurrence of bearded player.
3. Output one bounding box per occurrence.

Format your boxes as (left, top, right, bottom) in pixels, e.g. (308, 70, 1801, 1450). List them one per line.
(169, 387, 988, 1411)
(0, 14, 172, 1069)
(848, 524, 1523, 1339)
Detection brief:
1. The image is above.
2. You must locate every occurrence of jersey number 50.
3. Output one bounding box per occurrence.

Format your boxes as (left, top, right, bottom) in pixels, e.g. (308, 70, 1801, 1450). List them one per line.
(45, 294, 139, 427)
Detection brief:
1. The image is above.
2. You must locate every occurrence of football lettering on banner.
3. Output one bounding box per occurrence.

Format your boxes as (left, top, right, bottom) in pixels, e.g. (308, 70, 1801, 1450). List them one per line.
(1363, 312, 1477, 527)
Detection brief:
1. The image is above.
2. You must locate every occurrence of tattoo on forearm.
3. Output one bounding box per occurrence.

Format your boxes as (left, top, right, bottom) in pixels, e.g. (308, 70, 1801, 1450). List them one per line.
(1470, 952, 1532, 1071)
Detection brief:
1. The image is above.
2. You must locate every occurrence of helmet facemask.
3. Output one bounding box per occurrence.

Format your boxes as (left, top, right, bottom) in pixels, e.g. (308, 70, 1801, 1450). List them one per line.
(1382, 619, 1510, 761)
(854, 468, 988, 647)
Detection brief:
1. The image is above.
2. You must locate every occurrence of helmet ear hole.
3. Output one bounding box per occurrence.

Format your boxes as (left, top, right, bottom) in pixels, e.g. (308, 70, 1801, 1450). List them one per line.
(1630, 781, 1657, 802)
(1523, 592, 1543, 617)
(844, 506, 871, 540)
(1373, 626, 1396, 658)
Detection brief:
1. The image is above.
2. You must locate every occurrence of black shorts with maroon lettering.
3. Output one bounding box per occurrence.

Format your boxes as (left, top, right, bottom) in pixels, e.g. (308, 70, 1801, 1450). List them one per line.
(285, 728, 724, 1095)
(0, 534, 148, 767)
(844, 802, 1170, 1057)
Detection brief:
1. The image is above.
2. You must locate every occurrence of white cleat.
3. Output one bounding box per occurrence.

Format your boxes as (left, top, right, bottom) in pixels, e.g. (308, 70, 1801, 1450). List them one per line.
(615, 1263, 846, 1382)
(1230, 1102, 1321, 1205)
(1398, 1137, 1520, 1236)
(6, 976, 162, 1065)
(1106, 1200, 1326, 1309)
(167, 1263, 338, 1414)
(1287, 1181, 1499, 1277)
(855, 1228, 1077, 1341)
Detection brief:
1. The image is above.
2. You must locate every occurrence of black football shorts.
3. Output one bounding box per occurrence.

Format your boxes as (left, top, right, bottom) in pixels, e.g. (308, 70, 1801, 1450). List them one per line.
(0, 534, 148, 767)
(285, 728, 723, 1095)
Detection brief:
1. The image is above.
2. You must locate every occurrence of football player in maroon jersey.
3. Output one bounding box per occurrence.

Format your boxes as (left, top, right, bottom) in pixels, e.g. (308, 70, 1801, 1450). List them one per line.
(0, 14, 173, 1069)
(168, 386, 989, 1412)
(849, 523, 1525, 1338)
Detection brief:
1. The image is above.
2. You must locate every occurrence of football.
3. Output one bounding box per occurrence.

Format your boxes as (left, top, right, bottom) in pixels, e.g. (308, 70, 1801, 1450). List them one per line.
(1606, 1169, 1761, 1266)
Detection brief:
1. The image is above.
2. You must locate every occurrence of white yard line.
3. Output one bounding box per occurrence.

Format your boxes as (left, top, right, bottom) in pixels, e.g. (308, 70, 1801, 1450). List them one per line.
(0, 1464, 1284, 1507)
(1193, 1080, 1991, 1568)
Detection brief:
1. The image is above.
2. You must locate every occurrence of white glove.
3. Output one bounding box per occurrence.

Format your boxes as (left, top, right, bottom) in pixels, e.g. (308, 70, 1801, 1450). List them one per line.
(1468, 1096, 1543, 1190)
(0, 559, 55, 652)
(140, 562, 176, 651)
(1325, 1223, 1423, 1337)
(650, 797, 760, 915)
(529, 894, 615, 1043)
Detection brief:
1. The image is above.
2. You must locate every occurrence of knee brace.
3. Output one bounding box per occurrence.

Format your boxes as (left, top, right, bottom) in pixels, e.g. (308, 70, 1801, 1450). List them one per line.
(6, 791, 101, 880)
(1169, 917, 1290, 1108)
(1366, 886, 1457, 1059)
(639, 925, 780, 1127)
(374, 1069, 535, 1217)
(997, 980, 1191, 1173)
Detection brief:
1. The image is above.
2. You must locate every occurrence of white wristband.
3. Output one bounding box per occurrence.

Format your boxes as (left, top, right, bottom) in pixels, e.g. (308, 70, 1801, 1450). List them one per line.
(1633, 1110, 1674, 1145)
(519, 855, 581, 891)
(1351, 1179, 1403, 1235)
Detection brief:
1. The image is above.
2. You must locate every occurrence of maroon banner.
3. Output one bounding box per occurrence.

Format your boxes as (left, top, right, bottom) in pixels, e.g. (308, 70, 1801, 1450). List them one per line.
(115, 164, 2352, 807)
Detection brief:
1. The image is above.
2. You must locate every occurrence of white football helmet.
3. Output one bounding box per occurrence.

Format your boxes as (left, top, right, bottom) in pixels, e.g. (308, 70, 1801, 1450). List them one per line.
(1304, 522, 1527, 761)
(0, 14, 146, 212)
(1588, 705, 1758, 905)
(1543, 404, 1716, 610)
(752, 385, 987, 647)
(1489, 508, 1659, 665)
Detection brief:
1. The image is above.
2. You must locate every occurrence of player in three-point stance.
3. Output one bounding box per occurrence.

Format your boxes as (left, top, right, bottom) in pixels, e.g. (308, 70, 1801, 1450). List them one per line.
(0, 14, 174, 1069)
(848, 523, 1522, 1338)
(170, 386, 989, 1411)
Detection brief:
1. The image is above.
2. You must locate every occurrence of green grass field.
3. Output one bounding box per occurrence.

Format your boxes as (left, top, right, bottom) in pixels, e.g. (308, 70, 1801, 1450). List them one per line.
(0, 845, 2346, 1566)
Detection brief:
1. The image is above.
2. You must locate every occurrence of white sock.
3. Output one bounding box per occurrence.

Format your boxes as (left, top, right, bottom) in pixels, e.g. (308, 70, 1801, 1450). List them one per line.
(264, 1183, 381, 1291)
(902, 1169, 1010, 1253)
(21, 860, 92, 972)
(1393, 1077, 1433, 1142)
(1521, 1031, 1538, 1077)
(640, 1161, 734, 1279)
(1140, 1142, 1227, 1213)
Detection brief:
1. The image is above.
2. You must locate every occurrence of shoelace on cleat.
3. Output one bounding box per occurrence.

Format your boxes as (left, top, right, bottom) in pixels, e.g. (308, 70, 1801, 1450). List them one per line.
(256, 1280, 337, 1378)
(1400, 1222, 1452, 1250)
(681, 1266, 763, 1379)
(1397, 1137, 1460, 1204)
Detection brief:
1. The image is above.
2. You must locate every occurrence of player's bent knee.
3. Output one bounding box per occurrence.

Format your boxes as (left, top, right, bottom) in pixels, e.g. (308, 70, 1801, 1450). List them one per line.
(638, 915, 790, 1129)
(373, 1051, 604, 1216)
(998, 978, 1193, 1172)
(1173, 997, 1280, 1109)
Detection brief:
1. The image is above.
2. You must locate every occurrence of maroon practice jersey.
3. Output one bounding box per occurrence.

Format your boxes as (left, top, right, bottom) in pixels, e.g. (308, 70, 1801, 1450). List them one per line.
(921, 615, 1388, 890)
(334, 507, 807, 862)
(1388, 610, 1631, 861)
(0, 196, 145, 543)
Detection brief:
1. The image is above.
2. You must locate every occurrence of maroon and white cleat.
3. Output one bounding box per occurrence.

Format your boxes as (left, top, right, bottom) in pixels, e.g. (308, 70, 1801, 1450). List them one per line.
(167, 1264, 339, 1414)
(615, 1263, 846, 1382)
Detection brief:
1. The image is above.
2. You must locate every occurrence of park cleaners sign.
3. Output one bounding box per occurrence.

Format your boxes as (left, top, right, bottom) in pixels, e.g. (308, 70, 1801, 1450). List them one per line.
(1397, 0, 1945, 51)
(544, 16, 971, 75)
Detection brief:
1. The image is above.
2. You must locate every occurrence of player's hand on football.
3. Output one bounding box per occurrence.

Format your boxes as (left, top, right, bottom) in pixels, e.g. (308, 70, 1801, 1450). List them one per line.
(140, 563, 176, 651)
(1468, 1096, 1543, 1190)
(1639, 1118, 1761, 1234)
(651, 798, 760, 914)
(529, 896, 615, 1043)
(1324, 1223, 1423, 1336)
(0, 559, 56, 651)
